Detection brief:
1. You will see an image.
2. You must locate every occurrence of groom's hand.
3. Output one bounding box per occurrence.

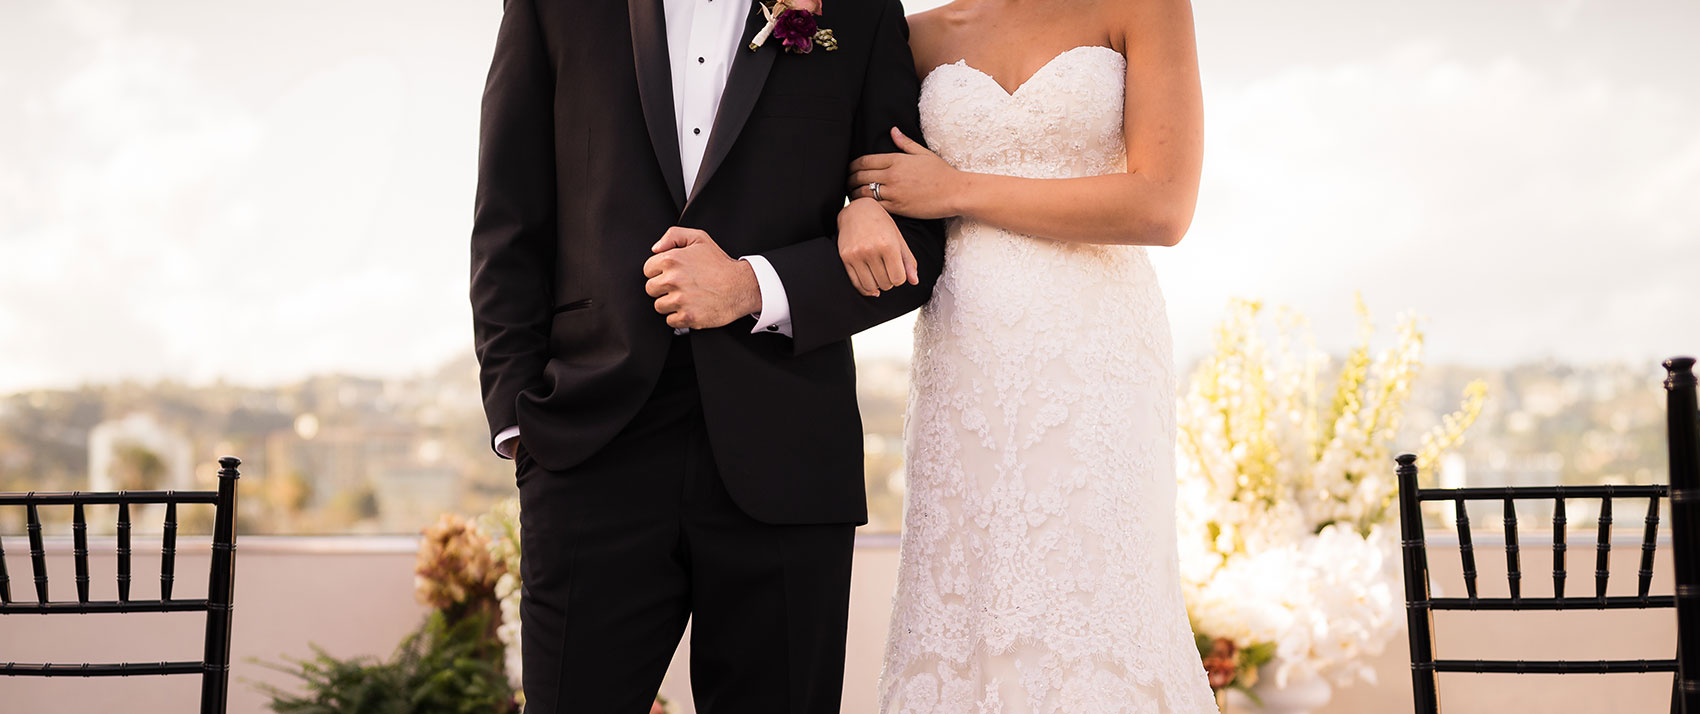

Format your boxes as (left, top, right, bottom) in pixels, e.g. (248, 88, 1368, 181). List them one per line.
(644, 227, 762, 330)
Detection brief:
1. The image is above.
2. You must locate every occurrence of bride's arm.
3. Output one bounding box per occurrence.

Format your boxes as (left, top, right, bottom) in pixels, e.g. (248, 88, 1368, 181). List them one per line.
(849, 0, 1202, 247)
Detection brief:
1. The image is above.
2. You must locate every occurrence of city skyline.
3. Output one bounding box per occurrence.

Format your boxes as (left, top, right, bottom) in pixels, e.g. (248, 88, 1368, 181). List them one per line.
(1, 0, 1696, 394)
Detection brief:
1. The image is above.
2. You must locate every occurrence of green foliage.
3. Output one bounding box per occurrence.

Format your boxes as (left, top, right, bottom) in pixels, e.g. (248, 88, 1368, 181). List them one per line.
(253, 610, 517, 714)
(1240, 641, 1277, 670)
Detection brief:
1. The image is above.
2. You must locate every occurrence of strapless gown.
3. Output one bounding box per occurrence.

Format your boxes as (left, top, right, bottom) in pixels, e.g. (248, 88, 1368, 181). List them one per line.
(879, 45, 1220, 714)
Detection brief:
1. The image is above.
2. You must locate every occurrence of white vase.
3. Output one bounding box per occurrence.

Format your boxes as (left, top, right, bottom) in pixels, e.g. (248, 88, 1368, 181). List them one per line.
(1223, 662, 1333, 714)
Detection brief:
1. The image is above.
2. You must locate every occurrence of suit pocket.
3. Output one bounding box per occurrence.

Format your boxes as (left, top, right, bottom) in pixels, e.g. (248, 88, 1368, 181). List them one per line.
(547, 299, 604, 364)
(552, 298, 594, 314)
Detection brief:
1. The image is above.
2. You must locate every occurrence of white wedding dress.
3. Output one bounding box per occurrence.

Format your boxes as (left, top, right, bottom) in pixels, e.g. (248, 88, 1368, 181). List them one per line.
(879, 46, 1219, 714)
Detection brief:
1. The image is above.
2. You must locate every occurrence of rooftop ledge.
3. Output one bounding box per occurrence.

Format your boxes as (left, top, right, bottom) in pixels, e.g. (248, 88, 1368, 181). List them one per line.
(16, 530, 1670, 555)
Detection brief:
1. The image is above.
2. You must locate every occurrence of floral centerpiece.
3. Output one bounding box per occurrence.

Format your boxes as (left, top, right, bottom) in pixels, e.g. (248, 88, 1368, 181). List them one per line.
(1176, 297, 1487, 706)
(257, 513, 519, 713)
(259, 508, 675, 713)
(416, 513, 505, 624)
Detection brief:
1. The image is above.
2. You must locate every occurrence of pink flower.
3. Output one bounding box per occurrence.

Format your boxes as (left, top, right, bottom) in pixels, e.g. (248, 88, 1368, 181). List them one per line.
(788, 0, 822, 13)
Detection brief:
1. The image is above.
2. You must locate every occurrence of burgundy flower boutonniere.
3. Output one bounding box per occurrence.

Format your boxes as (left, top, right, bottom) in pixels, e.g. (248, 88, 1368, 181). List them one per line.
(749, 0, 838, 54)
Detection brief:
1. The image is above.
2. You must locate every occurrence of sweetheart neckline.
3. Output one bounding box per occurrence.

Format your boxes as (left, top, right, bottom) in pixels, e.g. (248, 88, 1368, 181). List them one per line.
(923, 45, 1125, 98)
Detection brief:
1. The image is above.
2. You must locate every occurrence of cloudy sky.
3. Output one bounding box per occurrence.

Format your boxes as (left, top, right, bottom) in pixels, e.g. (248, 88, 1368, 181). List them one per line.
(0, 0, 1695, 393)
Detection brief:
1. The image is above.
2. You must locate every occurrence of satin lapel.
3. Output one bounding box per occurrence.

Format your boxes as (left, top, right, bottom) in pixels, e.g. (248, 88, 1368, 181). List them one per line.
(630, 0, 688, 211)
(684, 2, 777, 208)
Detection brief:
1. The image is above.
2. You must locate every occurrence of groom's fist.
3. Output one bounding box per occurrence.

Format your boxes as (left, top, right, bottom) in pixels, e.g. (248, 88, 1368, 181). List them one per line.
(643, 227, 761, 330)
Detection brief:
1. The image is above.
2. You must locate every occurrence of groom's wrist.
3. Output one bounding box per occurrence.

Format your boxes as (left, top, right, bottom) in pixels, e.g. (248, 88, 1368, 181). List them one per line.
(735, 258, 762, 316)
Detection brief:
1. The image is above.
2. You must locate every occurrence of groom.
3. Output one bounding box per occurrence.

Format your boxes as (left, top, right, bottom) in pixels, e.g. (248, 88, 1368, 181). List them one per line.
(469, 0, 944, 710)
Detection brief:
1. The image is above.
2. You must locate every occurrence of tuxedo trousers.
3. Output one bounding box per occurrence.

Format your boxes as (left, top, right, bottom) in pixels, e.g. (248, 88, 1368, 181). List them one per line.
(515, 335, 856, 713)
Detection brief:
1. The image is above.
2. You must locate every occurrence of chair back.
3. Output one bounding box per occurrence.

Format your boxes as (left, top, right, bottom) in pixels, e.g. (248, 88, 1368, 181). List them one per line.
(0, 456, 241, 714)
(1667, 357, 1700, 714)
(1396, 388, 1687, 714)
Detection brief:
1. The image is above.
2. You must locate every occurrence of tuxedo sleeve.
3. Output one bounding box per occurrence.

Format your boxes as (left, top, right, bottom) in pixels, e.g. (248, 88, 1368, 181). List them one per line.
(469, 0, 557, 455)
(758, 0, 947, 355)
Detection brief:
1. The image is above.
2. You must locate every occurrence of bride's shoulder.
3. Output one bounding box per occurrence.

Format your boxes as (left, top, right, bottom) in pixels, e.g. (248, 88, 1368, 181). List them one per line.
(1105, 0, 1196, 47)
(903, 6, 947, 47)
(903, 7, 959, 79)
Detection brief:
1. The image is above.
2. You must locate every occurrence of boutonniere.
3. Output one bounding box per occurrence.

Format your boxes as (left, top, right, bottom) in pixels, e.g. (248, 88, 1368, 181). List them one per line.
(749, 0, 838, 54)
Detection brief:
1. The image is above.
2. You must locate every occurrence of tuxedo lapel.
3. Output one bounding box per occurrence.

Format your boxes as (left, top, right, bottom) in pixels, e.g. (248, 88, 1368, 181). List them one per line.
(685, 2, 777, 207)
(630, 0, 688, 211)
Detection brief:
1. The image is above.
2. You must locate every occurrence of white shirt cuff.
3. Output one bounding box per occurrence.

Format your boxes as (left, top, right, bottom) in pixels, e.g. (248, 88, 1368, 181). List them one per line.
(740, 255, 793, 337)
(494, 426, 521, 460)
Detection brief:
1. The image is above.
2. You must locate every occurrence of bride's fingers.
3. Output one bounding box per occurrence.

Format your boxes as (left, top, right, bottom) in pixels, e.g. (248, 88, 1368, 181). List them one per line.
(901, 241, 919, 285)
(848, 154, 897, 173)
(891, 127, 931, 156)
(848, 182, 888, 202)
(847, 169, 886, 192)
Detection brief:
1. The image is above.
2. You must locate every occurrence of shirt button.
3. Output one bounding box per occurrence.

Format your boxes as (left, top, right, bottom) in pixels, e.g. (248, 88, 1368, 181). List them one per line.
(693, 128, 702, 135)
(698, 57, 705, 64)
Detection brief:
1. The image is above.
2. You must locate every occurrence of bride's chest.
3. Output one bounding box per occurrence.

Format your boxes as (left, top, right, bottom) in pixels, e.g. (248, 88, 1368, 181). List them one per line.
(918, 46, 1129, 178)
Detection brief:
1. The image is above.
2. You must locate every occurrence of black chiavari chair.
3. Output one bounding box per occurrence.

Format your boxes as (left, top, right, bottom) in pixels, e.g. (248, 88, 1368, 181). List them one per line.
(1395, 358, 1699, 714)
(1667, 357, 1700, 713)
(0, 456, 241, 714)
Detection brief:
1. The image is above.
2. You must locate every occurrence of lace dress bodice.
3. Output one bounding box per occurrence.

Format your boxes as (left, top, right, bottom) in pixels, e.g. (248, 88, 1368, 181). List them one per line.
(879, 46, 1219, 714)
(921, 45, 1129, 180)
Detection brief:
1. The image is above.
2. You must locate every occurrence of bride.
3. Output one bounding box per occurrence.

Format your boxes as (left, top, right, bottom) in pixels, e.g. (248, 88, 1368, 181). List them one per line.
(834, 0, 1217, 711)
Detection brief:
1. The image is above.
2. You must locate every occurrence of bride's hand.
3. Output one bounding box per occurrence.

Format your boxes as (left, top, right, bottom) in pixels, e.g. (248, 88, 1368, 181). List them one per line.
(836, 197, 917, 297)
(848, 127, 962, 220)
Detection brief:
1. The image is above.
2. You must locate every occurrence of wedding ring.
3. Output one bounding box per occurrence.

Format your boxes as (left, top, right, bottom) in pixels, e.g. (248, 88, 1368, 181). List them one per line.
(871, 182, 883, 201)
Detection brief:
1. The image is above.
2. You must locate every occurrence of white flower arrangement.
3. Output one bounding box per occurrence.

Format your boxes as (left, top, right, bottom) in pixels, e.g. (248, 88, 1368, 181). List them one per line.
(477, 498, 526, 705)
(1177, 297, 1486, 689)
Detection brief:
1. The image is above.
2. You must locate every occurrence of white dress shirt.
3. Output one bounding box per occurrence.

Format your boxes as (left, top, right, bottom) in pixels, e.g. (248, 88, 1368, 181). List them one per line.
(496, 0, 793, 458)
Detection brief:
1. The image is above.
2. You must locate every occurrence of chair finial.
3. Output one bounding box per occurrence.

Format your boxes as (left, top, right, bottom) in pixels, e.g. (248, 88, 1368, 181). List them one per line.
(1666, 356, 1696, 389)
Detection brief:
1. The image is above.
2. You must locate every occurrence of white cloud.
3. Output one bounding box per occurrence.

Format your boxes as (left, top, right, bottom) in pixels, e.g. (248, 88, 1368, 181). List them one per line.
(0, 0, 491, 392)
(3, 0, 1696, 393)
(1150, 40, 1700, 366)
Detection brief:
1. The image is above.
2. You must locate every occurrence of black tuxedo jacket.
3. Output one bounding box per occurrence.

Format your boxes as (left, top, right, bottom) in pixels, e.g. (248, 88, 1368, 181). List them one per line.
(470, 0, 946, 525)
